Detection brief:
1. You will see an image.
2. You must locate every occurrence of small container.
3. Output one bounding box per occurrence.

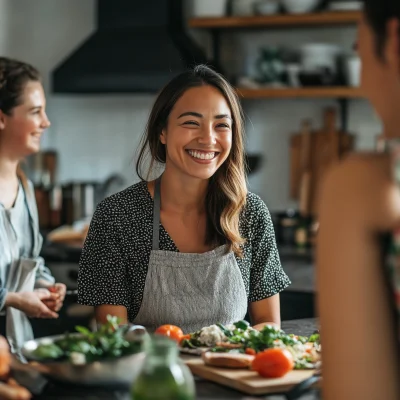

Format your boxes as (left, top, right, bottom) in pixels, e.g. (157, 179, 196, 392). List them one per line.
(131, 335, 195, 400)
(345, 55, 361, 87)
(192, 0, 228, 17)
(254, 0, 280, 15)
(232, 0, 256, 16)
(281, 0, 320, 14)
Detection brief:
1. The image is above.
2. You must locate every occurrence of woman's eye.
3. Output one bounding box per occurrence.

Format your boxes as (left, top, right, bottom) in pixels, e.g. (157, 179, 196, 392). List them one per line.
(217, 123, 230, 129)
(183, 121, 199, 126)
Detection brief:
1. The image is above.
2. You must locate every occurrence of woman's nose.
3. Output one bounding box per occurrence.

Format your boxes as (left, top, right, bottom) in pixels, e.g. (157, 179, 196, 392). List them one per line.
(42, 112, 51, 129)
(198, 125, 217, 145)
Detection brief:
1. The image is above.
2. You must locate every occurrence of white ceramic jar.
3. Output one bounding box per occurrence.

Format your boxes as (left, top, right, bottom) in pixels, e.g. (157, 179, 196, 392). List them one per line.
(345, 56, 361, 87)
(192, 0, 228, 17)
(281, 0, 320, 14)
(232, 0, 257, 16)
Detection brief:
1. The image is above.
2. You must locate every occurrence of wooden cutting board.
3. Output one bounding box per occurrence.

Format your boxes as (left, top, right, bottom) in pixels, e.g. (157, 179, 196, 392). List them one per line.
(290, 108, 355, 215)
(185, 358, 316, 395)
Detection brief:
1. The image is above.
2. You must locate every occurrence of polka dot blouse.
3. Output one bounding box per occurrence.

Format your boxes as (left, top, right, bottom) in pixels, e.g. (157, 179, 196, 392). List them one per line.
(78, 181, 291, 322)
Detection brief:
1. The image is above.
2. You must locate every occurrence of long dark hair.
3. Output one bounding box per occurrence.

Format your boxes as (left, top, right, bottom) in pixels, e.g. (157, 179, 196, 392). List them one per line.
(0, 57, 41, 192)
(363, 0, 400, 57)
(136, 65, 247, 256)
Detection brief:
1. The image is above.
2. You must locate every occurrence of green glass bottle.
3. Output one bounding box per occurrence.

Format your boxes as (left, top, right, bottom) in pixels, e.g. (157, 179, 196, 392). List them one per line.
(131, 335, 195, 400)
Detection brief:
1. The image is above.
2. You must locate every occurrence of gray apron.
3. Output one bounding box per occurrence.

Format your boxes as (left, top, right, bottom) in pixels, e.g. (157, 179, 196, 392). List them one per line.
(134, 177, 248, 333)
(3, 185, 42, 354)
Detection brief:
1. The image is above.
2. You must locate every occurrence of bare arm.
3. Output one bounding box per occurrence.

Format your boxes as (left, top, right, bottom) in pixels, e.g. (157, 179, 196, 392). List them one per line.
(95, 305, 128, 325)
(249, 294, 281, 330)
(317, 155, 400, 400)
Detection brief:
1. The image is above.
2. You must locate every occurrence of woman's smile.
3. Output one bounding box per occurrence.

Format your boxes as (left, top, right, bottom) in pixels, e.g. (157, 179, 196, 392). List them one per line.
(186, 149, 220, 164)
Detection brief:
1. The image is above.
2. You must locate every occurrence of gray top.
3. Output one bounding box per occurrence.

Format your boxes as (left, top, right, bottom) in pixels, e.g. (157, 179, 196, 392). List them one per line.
(0, 184, 32, 286)
(0, 180, 54, 310)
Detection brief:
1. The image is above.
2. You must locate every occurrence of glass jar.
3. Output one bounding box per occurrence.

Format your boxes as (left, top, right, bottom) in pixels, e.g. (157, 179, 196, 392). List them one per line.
(131, 335, 195, 400)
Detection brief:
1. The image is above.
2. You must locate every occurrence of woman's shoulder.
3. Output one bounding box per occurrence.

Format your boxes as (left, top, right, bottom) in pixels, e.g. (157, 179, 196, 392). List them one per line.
(94, 180, 151, 220)
(240, 191, 273, 234)
(321, 153, 400, 231)
(243, 191, 270, 216)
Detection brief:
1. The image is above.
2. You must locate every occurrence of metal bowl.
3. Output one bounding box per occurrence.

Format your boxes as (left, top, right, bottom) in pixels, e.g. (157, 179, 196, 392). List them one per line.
(20, 332, 146, 386)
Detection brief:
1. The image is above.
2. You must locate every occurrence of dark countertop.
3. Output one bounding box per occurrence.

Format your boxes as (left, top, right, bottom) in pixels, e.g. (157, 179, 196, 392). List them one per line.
(27, 319, 318, 400)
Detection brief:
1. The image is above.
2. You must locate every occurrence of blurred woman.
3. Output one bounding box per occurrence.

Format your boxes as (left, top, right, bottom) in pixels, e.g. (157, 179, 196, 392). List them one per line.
(78, 65, 290, 333)
(0, 57, 66, 352)
(317, 1, 400, 399)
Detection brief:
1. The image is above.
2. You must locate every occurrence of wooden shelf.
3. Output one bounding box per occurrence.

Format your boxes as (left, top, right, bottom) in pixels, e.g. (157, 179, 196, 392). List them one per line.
(189, 11, 361, 29)
(236, 87, 364, 99)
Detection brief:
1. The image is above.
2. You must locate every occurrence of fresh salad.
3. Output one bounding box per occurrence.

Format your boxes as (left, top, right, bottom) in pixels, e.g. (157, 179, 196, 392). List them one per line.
(180, 320, 321, 370)
(30, 315, 143, 365)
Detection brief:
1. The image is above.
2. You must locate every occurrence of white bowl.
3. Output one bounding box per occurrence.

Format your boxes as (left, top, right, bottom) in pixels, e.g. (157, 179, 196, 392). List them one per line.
(254, 0, 280, 15)
(300, 43, 341, 73)
(281, 0, 320, 14)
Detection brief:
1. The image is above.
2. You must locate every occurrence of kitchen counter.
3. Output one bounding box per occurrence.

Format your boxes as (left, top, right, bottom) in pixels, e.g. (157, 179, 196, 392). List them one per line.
(28, 319, 319, 400)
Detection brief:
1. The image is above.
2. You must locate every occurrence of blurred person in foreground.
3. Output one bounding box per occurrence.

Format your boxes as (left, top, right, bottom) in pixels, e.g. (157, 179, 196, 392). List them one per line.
(0, 57, 66, 353)
(0, 336, 30, 399)
(317, 1, 400, 399)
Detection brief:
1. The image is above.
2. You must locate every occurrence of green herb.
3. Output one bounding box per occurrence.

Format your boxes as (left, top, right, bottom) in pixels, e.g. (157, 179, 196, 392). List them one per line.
(216, 323, 233, 338)
(308, 333, 320, 343)
(233, 320, 250, 330)
(31, 315, 142, 363)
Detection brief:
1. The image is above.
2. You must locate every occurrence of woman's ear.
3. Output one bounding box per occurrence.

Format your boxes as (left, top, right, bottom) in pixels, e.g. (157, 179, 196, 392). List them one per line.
(384, 18, 400, 75)
(0, 110, 6, 130)
(160, 128, 167, 145)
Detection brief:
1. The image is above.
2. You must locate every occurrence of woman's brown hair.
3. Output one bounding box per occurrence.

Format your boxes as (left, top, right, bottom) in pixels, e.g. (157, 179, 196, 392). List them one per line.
(136, 65, 248, 257)
(0, 57, 41, 193)
(363, 0, 400, 57)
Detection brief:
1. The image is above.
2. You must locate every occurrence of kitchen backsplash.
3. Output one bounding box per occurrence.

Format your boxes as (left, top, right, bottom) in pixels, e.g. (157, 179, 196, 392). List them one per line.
(0, 0, 382, 210)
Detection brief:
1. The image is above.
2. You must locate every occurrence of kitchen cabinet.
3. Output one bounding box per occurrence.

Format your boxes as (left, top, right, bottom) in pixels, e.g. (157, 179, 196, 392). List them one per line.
(189, 10, 364, 131)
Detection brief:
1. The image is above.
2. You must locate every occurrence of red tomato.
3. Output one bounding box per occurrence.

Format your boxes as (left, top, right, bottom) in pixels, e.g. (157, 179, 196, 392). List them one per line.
(245, 348, 257, 356)
(252, 348, 294, 378)
(155, 325, 184, 342)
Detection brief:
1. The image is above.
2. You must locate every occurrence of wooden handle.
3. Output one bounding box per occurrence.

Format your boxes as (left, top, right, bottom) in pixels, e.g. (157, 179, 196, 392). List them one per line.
(299, 119, 313, 217)
(324, 108, 337, 133)
(300, 120, 312, 171)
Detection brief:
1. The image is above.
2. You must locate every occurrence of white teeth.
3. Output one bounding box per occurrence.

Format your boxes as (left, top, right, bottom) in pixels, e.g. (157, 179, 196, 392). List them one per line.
(188, 150, 216, 160)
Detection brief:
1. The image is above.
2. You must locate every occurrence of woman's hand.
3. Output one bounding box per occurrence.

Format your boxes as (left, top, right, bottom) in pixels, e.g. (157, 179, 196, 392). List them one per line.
(5, 290, 59, 319)
(44, 283, 66, 312)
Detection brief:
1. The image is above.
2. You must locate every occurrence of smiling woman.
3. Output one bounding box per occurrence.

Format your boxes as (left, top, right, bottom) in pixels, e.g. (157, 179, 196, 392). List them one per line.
(0, 57, 66, 354)
(78, 65, 291, 334)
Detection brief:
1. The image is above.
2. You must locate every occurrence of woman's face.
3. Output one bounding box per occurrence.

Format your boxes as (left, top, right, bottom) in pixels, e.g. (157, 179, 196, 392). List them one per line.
(0, 80, 50, 158)
(160, 85, 233, 181)
(358, 13, 400, 130)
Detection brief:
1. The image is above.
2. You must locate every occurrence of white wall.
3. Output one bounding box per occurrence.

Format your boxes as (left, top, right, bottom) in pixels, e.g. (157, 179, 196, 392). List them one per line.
(0, 0, 382, 210)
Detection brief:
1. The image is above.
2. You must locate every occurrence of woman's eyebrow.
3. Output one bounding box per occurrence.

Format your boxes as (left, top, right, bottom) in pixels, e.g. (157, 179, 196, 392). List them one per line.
(178, 111, 231, 120)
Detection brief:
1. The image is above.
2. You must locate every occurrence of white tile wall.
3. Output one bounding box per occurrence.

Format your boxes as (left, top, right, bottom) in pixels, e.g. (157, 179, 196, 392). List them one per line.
(0, 0, 382, 210)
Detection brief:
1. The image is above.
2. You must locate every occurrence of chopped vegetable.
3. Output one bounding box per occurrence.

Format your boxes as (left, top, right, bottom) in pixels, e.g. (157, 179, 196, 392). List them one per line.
(180, 321, 321, 370)
(234, 320, 250, 330)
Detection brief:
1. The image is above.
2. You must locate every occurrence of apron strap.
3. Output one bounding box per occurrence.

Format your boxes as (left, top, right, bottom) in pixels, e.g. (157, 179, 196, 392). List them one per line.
(152, 176, 162, 251)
